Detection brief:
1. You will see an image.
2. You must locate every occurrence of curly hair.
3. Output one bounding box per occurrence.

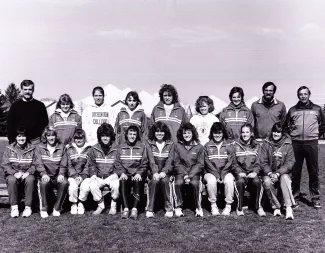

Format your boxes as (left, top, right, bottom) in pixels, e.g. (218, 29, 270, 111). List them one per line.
(208, 122, 228, 140)
(159, 84, 179, 104)
(148, 122, 172, 142)
(56, 93, 74, 109)
(124, 125, 141, 143)
(195, 96, 215, 114)
(229, 86, 244, 102)
(41, 126, 60, 144)
(177, 122, 200, 143)
(97, 123, 115, 144)
(125, 91, 142, 106)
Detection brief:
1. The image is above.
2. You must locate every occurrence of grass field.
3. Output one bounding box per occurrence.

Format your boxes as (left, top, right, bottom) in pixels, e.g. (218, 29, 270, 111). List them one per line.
(0, 140, 325, 253)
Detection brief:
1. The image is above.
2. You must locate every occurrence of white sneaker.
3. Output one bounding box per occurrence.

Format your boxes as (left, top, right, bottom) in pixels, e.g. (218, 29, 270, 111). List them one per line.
(165, 211, 173, 218)
(257, 207, 266, 217)
(195, 208, 204, 217)
(108, 205, 117, 215)
(40, 210, 49, 218)
(236, 209, 244, 216)
(52, 209, 61, 217)
(286, 207, 294, 220)
(10, 205, 19, 218)
(77, 202, 85, 215)
(22, 206, 32, 217)
(93, 206, 104, 215)
(70, 204, 78, 215)
(146, 211, 155, 218)
(222, 204, 231, 216)
(175, 208, 184, 217)
(273, 209, 281, 217)
(211, 205, 220, 216)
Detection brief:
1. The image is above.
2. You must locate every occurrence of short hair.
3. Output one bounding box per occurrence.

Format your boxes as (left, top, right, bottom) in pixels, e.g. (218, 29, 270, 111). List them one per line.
(92, 86, 105, 97)
(177, 122, 200, 143)
(148, 122, 172, 142)
(97, 123, 115, 144)
(270, 122, 285, 140)
(125, 91, 142, 106)
(208, 122, 228, 140)
(20, 80, 34, 89)
(195, 96, 215, 114)
(297, 86, 311, 98)
(124, 125, 141, 143)
(41, 126, 60, 144)
(56, 94, 74, 109)
(240, 123, 256, 143)
(159, 84, 179, 104)
(262, 82, 277, 93)
(229, 87, 244, 102)
(73, 128, 86, 140)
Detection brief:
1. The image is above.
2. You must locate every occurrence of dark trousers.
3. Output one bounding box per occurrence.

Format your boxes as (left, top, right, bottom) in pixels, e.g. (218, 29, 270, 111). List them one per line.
(6, 175, 35, 206)
(119, 178, 144, 209)
(235, 176, 262, 211)
(38, 178, 69, 212)
(292, 143, 319, 202)
(146, 176, 174, 212)
(173, 175, 202, 209)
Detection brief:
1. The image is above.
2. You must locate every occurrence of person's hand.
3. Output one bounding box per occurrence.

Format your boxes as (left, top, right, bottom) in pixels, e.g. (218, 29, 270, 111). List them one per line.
(217, 178, 223, 184)
(270, 173, 279, 183)
(184, 175, 190, 184)
(57, 175, 64, 183)
(239, 173, 247, 178)
(21, 172, 30, 180)
(159, 172, 166, 179)
(14, 172, 23, 179)
(76, 176, 83, 185)
(153, 173, 160, 181)
(120, 173, 128, 180)
(132, 174, 142, 181)
(42, 174, 50, 182)
(247, 172, 257, 178)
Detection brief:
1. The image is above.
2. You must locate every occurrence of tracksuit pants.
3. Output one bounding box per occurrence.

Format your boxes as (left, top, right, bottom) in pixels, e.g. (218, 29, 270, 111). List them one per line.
(89, 174, 120, 202)
(204, 173, 235, 205)
(235, 176, 263, 211)
(172, 175, 202, 209)
(120, 177, 144, 209)
(263, 174, 295, 209)
(146, 175, 174, 212)
(68, 178, 92, 203)
(6, 175, 35, 207)
(292, 143, 319, 202)
(38, 177, 69, 212)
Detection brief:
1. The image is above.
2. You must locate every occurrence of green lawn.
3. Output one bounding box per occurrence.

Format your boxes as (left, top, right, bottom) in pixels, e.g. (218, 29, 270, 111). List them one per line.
(0, 141, 324, 253)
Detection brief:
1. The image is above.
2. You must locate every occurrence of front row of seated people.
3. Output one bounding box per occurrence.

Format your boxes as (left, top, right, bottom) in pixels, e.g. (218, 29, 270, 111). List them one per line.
(1, 121, 295, 220)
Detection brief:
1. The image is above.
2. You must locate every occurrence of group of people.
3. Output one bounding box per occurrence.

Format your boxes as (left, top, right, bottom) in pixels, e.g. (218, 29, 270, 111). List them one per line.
(2, 80, 324, 221)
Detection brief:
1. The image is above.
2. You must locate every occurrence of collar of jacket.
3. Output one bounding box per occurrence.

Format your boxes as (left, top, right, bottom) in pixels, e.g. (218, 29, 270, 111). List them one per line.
(119, 140, 143, 149)
(265, 136, 292, 147)
(156, 101, 182, 110)
(236, 137, 258, 149)
(93, 143, 117, 154)
(178, 140, 199, 147)
(227, 102, 247, 111)
(69, 143, 92, 152)
(8, 143, 35, 154)
(148, 139, 173, 146)
(258, 97, 278, 105)
(39, 143, 65, 151)
(206, 139, 232, 148)
(90, 103, 108, 108)
(120, 105, 144, 113)
(295, 100, 314, 110)
(54, 108, 78, 115)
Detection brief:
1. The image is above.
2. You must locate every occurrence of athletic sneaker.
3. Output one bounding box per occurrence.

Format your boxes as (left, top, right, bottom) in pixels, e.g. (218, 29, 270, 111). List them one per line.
(108, 201, 117, 215)
(93, 206, 104, 215)
(130, 208, 138, 219)
(40, 210, 49, 219)
(273, 209, 281, 217)
(146, 211, 155, 218)
(236, 209, 244, 216)
(52, 209, 61, 217)
(285, 207, 294, 220)
(121, 208, 129, 219)
(70, 204, 78, 215)
(313, 201, 321, 209)
(165, 211, 173, 218)
(292, 201, 299, 209)
(22, 206, 32, 218)
(10, 205, 19, 218)
(257, 207, 266, 217)
(222, 204, 231, 216)
(195, 208, 204, 217)
(175, 208, 184, 217)
(211, 205, 220, 216)
(77, 202, 85, 215)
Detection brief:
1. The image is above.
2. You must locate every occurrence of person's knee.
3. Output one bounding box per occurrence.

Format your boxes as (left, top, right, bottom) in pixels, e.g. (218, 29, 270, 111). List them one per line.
(251, 176, 261, 186)
(60, 178, 69, 189)
(25, 175, 35, 184)
(7, 176, 18, 185)
(262, 176, 272, 188)
(204, 173, 217, 185)
(236, 178, 245, 186)
(224, 173, 235, 184)
(110, 179, 120, 190)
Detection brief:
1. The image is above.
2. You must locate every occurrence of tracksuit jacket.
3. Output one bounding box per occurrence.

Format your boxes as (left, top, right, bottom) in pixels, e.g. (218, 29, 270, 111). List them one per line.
(114, 141, 149, 178)
(87, 143, 118, 178)
(259, 137, 295, 176)
(285, 101, 325, 143)
(146, 140, 174, 174)
(251, 98, 286, 139)
(67, 143, 92, 179)
(34, 143, 68, 178)
(204, 139, 235, 180)
(150, 101, 188, 142)
(1, 143, 36, 177)
(232, 138, 261, 178)
(115, 106, 148, 143)
(49, 109, 82, 145)
(219, 103, 254, 140)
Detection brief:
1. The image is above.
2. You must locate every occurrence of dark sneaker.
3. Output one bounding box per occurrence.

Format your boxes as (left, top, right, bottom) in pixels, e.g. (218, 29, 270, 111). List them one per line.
(292, 202, 300, 209)
(313, 201, 321, 209)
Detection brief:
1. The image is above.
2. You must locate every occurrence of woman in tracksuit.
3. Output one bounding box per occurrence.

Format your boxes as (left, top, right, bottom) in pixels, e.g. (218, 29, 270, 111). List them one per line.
(115, 91, 148, 144)
(87, 123, 120, 215)
(145, 122, 175, 218)
(49, 94, 82, 145)
(67, 128, 92, 215)
(233, 123, 265, 217)
(219, 87, 254, 140)
(114, 125, 149, 219)
(1, 127, 36, 218)
(259, 123, 295, 220)
(151, 84, 188, 142)
(169, 122, 204, 217)
(204, 122, 235, 216)
(35, 126, 69, 218)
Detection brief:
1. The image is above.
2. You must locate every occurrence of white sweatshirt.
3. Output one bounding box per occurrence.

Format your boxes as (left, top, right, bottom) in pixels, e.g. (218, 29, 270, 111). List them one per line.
(190, 113, 219, 145)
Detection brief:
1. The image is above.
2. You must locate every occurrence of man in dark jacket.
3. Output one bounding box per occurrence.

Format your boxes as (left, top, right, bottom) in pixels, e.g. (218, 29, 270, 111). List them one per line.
(285, 86, 325, 208)
(7, 80, 49, 145)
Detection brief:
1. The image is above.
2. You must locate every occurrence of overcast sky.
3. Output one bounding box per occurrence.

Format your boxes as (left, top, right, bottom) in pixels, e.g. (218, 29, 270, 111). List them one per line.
(1, 0, 325, 107)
